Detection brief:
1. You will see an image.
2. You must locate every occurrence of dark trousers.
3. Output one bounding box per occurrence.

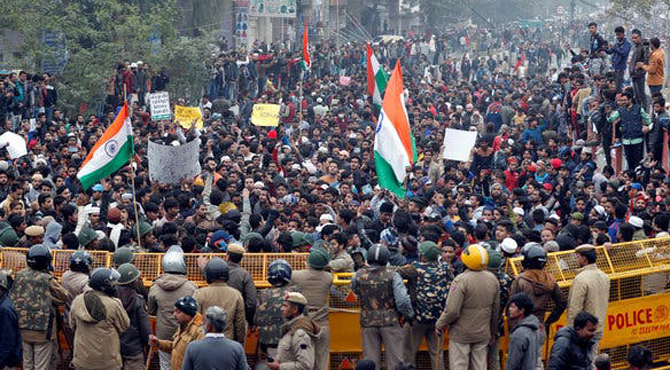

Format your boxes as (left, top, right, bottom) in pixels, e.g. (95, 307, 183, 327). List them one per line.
(602, 134, 613, 167)
(650, 85, 663, 96)
(624, 142, 644, 170)
(614, 70, 625, 92)
(632, 77, 647, 110)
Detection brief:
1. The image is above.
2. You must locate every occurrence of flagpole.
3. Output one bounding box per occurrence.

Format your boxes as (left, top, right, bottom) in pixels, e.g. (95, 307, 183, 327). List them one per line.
(124, 83, 143, 250)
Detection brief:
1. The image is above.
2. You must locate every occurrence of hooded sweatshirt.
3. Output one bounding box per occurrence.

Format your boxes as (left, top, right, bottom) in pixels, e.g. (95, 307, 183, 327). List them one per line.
(148, 273, 197, 339)
(505, 314, 540, 370)
(69, 290, 130, 369)
(43, 221, 62, 250)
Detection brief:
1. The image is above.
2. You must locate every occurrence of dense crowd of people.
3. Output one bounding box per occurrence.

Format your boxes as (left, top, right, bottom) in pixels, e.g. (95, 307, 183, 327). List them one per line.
(0, 16, 668, 370)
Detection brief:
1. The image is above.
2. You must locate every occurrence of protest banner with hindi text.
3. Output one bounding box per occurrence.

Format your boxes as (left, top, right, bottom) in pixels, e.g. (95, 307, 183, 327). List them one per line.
(251, 104, 281, 127)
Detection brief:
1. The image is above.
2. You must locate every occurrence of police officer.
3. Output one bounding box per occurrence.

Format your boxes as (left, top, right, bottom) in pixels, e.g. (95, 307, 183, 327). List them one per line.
(113, 246, 135, 267)
(436, 244, 500, 370)
(266, 292, 321, 370)
(70, 268, 130, 370)
(0, 269, 21, 369)
(62, 250, 93, 301)
(510, 244, 566, 370)
(256, 259, 294, 358)
(567, 244, 610, 359)
(117, 263, 151, 370)
(225, 243, 257, 328)
(351, 244, 414, 370)
(398, 241, 451, 370)
(486, 249, 512, 370)
(148, 246, 197, 370)
(9, 244, 69, 370)
(290, 246, 333, 370)
(193, 258, 246, 344)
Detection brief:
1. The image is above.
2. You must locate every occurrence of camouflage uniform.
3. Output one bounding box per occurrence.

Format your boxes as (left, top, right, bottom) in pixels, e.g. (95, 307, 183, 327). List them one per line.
(9, 268, 69, 370)
(398, 261, 452, 370)
(351, 266, 414, 370)
(255, 285, 293, 357)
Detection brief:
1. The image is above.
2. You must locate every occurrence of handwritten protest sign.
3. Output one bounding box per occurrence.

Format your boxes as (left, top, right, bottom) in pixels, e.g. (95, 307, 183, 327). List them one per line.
(251, 104, 281, 127)
(149, 92, 171, 120)
(174, 105, 203, 129)
(148, 139, 202, 184)
(442, 128, 477, 162)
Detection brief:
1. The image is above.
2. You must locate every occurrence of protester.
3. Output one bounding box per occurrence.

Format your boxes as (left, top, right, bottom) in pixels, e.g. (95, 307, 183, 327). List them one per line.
(547, 311, 599, 370)
(504, 293, 539, 370)
(181, 306, 248, 370)
(2, 13, 670, 370)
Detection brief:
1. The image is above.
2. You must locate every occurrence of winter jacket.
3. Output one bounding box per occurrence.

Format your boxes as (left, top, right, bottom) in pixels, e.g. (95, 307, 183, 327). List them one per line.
(148, 273, 198, 340)
(566, 264, 610, 332)
(629, 43, 648, 79)
(642, 48, 665, 86)
(0, 293, 21, 368)
(505, 314, 540, 370)
(435, 269, 500, 343)
(62, 270, 89, 301)
(69, 290, 130, 369)
(118, 287, 151, 357)
(547, 326, 593, 370)
(606, 38, 631, 71)
(156, 312, 205, 370)
(193, 282, 246, 344)
(276, 314, 321, 370)
(510, 269, 566, 329)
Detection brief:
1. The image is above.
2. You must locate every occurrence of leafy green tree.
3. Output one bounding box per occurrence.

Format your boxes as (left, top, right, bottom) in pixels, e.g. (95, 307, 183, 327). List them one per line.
(0, 0, 216, 113)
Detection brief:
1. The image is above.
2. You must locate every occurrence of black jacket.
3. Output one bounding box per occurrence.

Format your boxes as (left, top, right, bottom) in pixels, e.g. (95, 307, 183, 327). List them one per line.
(547, 327, 593, 370)
(629, 43, 649, 79)
(0, 294, 22, 368)
(119, 288, 151, 357)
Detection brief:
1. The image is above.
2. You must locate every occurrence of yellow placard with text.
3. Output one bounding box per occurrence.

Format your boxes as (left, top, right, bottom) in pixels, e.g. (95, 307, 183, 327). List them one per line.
(174, 105, 203, 129)
(251, 104, 281, 127)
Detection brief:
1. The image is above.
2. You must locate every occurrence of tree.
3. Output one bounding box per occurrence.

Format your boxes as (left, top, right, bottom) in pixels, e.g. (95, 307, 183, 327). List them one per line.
(0, 0, 215, 114)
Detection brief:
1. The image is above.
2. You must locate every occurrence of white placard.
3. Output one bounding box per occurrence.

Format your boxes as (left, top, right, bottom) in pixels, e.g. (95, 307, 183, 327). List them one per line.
(442, 128, 478, 162)
(149, 92, 171, 120)
(0, 132, 28, 159)
(148, 139, 201, 184)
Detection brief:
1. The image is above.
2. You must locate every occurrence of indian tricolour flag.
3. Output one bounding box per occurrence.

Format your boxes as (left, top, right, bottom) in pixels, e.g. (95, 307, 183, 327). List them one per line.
(77, 103, 134, 190)
(366, 43, 388, 108)
(300, 23, 311, 70)
(374, 60, 416, 197)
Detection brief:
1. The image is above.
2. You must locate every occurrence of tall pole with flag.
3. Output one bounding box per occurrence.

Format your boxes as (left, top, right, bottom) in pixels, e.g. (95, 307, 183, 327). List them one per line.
(301, 23, 311, 71)
(373, 60, 416, 197)
(77, 102, 134, 189)
(366, 43, 389, 109)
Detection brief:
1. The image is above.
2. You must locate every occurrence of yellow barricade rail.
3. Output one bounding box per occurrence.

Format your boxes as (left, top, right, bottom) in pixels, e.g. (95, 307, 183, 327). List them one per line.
(2, 237, 670, 369)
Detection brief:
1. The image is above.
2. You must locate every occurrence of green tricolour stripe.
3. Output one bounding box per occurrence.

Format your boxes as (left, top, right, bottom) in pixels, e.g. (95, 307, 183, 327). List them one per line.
(374, 150, 406, 198)
(79, 136, 133, 190)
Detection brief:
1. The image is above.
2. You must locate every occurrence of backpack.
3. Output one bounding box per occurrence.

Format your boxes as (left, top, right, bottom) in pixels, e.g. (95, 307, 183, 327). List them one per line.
(413, 261, 451, 325)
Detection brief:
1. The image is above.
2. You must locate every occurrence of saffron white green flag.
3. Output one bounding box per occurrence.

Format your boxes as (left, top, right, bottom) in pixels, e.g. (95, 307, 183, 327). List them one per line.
(77, 103, 133, 189)
(367, 43, 388, 108)
(374, 60, 416, 197)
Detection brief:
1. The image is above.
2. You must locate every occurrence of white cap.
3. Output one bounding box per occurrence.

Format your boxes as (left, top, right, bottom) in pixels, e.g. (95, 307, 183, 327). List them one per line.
(629, 216, 644, 228)
(85, 205, 100, 215)
(220, 155, 231, 163)
(501, 237, 519, 254)
(320, 214, 334, 222)
(130, 62, 138, 68)
(513, 207, 525, 217)
(122, 193, 133, 200)
(254, 181, 265, 189)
